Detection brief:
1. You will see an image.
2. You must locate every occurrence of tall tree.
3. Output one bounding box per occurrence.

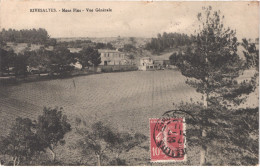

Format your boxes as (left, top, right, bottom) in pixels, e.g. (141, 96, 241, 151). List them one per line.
(51, 45, 75, 66)
(36, 107, 71, 162)
(88, 47, 101, 67)
(0, 49, 16, 75)
(171, 6, 258, 165)
(0, 28, 51, 44)
(13, 53, 29, 76)
(49, 45, 75, 74)
(127, 54, 135, 65)
(0, 118, 43, 166)
(78, 47, 101, 70)
(78, 47, 91, 69)
(0, 48, 8, 76)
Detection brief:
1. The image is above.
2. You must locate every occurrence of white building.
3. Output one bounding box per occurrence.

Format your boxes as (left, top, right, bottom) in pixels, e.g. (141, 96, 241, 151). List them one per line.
(139, 57, 156, 71)
(98, 49, 128, 66)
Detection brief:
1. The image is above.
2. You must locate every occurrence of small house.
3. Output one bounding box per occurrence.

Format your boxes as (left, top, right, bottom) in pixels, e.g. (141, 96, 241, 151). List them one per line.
(139, 57, 157, 71)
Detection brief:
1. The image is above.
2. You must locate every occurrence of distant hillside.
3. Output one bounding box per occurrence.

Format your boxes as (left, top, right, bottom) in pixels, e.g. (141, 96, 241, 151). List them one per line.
(56, 37, 151, 49)
(4, 42, 53, 54)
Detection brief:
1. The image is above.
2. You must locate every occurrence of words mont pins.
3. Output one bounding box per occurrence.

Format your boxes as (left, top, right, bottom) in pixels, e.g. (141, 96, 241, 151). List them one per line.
(150, 118, 186, 162)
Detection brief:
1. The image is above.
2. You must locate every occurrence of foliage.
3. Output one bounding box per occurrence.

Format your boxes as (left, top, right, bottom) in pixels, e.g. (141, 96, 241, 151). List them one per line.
(36, 107, 71, 161)
(0, 48, 16, 73)
(0, 117, 43, 166)
(127, 54, 135, 60)
(241, 38, 259, 70)
(13, 53, 29, 76)
(0, 28, 55, 45)
(127, 54, 135, 64)
(171, 6, 257, 107)
(0, 48, 30, 76)
(78, 47, 91, 69)
(77, 47, 101, 68)
(95, 42, 115, 50)
(51, 45, 75, 65)
(56, 41, 114, 50)
(87, 47, 101, 67)
(169, 102, 258, 165)
(25, 48, 51, 68)
(0, 107, 71, 165)
(129, 37, 136, 45)
(57, 40, 92, 48)
(169, 6, 258, 165)
(48, 45, 76, 75)
(145, 32, 193, 53)
(74, 119, 147, 166)
(119, 44, 136, 53)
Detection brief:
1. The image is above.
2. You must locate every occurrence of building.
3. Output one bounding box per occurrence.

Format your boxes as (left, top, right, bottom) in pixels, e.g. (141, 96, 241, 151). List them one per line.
(153, 57, 171, 68)
(98, 49, 128, 66)
(139, 57, 156, 71)
(139, 52, 172, 71)
(68, 48, 83, 69)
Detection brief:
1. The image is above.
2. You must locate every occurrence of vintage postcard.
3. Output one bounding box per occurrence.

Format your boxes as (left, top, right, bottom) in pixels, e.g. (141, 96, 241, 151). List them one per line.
(0, 0, 259, 166)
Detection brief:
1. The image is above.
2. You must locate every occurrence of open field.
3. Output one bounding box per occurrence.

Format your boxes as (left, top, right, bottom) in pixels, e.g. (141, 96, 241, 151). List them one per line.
(0, 70, 258, 165)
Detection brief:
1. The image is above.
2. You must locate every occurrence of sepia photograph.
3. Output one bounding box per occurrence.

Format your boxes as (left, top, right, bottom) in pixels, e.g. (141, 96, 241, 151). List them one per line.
(0, 0, 259, 166)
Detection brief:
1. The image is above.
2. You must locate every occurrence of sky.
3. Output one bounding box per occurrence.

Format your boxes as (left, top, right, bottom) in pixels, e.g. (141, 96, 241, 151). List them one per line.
(0, 1, 259, 41)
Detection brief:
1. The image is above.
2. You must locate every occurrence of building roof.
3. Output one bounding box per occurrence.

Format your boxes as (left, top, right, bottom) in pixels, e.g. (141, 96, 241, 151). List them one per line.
(152, 52, 175, 61)
(68, 48, 82, 53)
(98, 49, 122, 53)
(140, 57, 152, 60)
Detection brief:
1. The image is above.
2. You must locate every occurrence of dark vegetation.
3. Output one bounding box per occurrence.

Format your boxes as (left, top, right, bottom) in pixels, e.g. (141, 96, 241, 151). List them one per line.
(169, 6, 259, 165)
(0, 28, 131, 79)
(0, 42, 101, 78)
(57, 40, 115, 50)
(0, 107, 147, 166)
(0, 107, 71, 166)
(73, 119, 148, 166)
(0, 28, 56, 46)
(118, 44, 136, 53)
(145, 32, 194, 54)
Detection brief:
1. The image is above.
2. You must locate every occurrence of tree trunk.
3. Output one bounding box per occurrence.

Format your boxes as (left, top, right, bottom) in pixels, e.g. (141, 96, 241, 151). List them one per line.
(13, 157, 17, 166)
(17, 157, 20, 166)
(200, 93, 208, 165)
(0, 55, 1, 77)
(49, 147, 56, 162)
(96, 154, 101, 166)
(116, 153, 119, 165)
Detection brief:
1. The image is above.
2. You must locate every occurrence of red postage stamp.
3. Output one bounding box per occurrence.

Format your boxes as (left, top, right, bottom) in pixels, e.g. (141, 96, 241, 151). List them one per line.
(150, 118, 186, 162)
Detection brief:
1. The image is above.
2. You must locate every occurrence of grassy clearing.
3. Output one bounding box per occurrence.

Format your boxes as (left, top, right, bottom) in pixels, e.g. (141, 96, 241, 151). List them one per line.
(0, 70, 257, 165)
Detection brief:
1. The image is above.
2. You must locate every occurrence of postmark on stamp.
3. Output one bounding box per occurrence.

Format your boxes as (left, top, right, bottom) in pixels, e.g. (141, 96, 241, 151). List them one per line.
(150, 118, 186, 162)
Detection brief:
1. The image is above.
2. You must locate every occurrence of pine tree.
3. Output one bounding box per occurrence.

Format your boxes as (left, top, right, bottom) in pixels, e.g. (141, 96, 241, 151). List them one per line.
(171, 6, 258, 165)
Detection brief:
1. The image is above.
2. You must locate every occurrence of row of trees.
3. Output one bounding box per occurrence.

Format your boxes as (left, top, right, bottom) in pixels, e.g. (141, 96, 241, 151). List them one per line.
(0, 28, 118, 49)
(57, 40, 115, 50)
(169, 6, 258, 165)
(145, 32, 194, 53)
(0, 28, 56, 45)
(0, 107, 147, 166)
(0, 45, 101, 76)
